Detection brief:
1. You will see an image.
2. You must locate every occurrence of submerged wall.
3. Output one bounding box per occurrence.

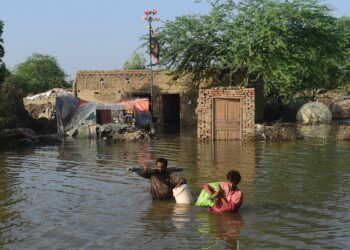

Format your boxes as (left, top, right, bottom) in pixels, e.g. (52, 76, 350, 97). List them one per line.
(197, 87, 255, 140)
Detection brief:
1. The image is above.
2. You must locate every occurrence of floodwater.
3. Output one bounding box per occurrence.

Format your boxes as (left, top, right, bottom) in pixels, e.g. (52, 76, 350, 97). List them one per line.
(1, 128, 350, 249)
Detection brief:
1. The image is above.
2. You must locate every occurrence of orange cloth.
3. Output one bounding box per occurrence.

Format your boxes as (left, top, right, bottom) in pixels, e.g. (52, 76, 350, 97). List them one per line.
(114, 99, 149, 112)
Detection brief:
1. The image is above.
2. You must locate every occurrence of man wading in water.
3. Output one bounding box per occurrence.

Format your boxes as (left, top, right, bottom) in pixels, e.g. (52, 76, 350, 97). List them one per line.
(138, 158, 186, 200)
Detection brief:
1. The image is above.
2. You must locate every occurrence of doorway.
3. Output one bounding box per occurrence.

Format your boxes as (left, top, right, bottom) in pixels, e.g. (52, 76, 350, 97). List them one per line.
(162, 94, 180, 126)
(96, 110, 112, 124)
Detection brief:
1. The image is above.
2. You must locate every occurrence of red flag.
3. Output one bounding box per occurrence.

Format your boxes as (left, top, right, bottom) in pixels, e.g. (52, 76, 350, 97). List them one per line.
(150, 29, 160, 64)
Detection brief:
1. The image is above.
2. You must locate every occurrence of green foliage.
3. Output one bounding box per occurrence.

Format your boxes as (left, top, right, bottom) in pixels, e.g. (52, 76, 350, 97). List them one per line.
(335, 16, 350, 84)
(157, 5, 235, 84)
(123, 51, 146, 70)
(233, 0, 348, 103)
(0, 20, 6, 84)
(156, 0, 350, 103)
(0, 19, 16, 131)
(14, 53, 69, 94)
(0, 76, 25, 130)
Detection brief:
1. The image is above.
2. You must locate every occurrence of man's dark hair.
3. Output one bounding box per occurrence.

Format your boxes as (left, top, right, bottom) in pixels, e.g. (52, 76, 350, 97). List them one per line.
(156, 158, 168, 167)
(227, 170, 241, 183)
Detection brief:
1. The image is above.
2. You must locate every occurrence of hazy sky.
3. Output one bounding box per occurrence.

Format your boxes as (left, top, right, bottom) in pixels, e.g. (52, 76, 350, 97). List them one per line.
(1, 0, 350, 79)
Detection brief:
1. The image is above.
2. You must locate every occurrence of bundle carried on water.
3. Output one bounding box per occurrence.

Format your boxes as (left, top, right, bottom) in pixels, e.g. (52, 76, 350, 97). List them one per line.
(195, 182, 220, 207)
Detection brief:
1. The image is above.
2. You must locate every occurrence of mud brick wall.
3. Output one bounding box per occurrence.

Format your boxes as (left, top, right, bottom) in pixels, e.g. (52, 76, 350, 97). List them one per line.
(197, 87, 255, 140)
(74, 70, 190, 102)
(74, 70, 261, 126)
(74, 70, 197, 126)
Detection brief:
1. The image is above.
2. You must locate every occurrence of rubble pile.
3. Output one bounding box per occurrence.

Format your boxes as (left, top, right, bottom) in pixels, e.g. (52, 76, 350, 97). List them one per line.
(98, 125, 153, 142)
(23, 88, 72, 120)
(255, 123, 303, 141)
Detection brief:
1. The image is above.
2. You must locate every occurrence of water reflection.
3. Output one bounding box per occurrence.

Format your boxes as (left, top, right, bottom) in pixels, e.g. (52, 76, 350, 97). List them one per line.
(196, 212, 244, 245)
(297, 123, 333, 139)
(196, 140, 257, 202)
(141, 201, 177, 234)
(171, 204, 191, 229)
(196, 140, 256, 179)
(0, 154, 15, 248)
(0, 129, 350, 249)
(0, 147, 35, 247)
(139, 201, 243, 249)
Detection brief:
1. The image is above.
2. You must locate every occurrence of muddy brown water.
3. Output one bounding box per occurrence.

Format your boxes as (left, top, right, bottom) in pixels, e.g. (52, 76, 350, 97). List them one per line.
(0, 129, 350, 249)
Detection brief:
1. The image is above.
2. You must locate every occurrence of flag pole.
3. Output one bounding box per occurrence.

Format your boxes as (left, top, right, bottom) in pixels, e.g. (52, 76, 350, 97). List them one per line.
(144, 9, 159, 120)
(149, 22, 154, 117)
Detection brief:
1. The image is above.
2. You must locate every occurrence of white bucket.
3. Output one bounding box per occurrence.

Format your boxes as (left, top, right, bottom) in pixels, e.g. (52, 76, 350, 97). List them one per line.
(172, 184, 193, 204)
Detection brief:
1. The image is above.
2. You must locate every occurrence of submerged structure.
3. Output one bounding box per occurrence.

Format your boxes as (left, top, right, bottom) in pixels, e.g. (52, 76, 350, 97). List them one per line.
(74, 70, 264, 127)
(55, 94, 152, 140)
(74, 70, 194, 127)
(197, 87, 256, 141)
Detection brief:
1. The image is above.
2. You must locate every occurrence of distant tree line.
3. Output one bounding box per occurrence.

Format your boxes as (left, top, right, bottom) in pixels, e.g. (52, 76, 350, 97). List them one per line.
(0, 20, 69, 130)
(123, 51, 146, 70)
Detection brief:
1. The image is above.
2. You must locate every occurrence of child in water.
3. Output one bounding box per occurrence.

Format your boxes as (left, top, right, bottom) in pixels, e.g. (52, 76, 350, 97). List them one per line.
(202, 170, 243, 212)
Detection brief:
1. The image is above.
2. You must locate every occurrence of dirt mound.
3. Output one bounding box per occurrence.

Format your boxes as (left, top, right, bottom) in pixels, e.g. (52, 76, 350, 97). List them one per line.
(23, 88, 72, 120)
(24, 102, 55, 120)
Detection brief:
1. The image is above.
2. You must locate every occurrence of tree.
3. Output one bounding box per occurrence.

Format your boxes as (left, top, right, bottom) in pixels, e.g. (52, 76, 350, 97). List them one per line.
(0, 20, 6, 85)
(156, 0, 350, 103)
(335, 16, 350, 84)
(14, 53, 69, 94)
(123, 51, 146, 70)
(0, 76, 25, 129)
(232, 0, 348, 102)
(0, 21, 27, 131)
(156, 3, 234, 85)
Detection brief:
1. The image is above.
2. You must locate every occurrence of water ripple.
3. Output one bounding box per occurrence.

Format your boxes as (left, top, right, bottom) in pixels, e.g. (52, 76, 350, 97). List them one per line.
(0, 132, 350, 249)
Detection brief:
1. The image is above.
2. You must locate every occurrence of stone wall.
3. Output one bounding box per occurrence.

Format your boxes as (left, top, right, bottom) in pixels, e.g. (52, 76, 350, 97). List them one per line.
(197, 87, 255, 140)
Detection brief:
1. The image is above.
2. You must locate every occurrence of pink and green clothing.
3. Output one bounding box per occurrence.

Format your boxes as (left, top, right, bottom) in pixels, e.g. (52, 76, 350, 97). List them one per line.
(208, 182, 243, 212)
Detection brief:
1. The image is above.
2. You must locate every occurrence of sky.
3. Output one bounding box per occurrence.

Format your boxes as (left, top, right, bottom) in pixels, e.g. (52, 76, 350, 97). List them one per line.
(1, 0, 350, 79)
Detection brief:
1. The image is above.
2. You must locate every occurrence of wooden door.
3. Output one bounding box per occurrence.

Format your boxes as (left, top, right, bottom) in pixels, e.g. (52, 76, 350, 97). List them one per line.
(213, 98, 241, 140)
